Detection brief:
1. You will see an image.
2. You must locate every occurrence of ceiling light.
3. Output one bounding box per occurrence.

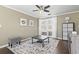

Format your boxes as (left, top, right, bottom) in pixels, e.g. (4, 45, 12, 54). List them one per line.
(39, 10, 43, 14)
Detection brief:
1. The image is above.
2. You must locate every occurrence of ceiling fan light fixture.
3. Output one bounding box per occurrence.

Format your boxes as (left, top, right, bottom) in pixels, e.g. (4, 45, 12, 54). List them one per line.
(39, 10, 43, 14)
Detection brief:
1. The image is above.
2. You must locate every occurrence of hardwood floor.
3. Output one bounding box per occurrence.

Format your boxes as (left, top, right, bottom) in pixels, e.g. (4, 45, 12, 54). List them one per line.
(0, 40, 69, 54)
(0, 47, 13, 54)
(54, 40, 69, 54)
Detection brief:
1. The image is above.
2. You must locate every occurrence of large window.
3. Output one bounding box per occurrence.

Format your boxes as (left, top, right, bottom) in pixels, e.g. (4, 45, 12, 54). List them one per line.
(39, 17, 57, 38)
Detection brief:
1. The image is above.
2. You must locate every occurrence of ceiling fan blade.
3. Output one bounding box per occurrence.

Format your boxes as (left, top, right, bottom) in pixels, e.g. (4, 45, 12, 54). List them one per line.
(44, 10, 49, 12)
(36, 5, 40, 9)
(44, 5, 50, 9)
(33, 10, 38, 11)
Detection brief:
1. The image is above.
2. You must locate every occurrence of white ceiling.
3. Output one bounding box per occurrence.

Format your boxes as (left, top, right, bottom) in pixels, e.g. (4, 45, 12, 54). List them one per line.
(3, 5, 79, 18)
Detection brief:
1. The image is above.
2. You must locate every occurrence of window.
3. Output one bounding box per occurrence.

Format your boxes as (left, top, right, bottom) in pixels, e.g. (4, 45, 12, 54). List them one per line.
(39, 17, 57, 38)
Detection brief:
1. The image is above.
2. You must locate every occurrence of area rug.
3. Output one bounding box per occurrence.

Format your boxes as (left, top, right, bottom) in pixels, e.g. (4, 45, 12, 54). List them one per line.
(8, 38, 59, 54)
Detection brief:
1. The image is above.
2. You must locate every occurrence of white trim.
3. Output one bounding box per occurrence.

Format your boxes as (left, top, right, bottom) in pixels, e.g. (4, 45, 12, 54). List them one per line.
(0, 44, 8, 48)
(0, 37, 61, 49)
(57, 37, 63, 40)
(0, 38, 31, 48)
(56, 11, 79, 16)
(2, 5, 79, 18)
(52, 37, 63, 40)
(2, 5, 38, 18)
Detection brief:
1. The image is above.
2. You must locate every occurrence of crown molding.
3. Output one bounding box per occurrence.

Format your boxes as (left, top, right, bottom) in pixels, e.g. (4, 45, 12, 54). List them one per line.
(2, 5, 38, 19)
(2, 5, 79, 18)
(56, 11, 79, 16)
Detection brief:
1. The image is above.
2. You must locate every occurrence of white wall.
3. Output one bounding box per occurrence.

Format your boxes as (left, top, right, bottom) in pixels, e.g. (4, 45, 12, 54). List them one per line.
(39, 17, 57, 38)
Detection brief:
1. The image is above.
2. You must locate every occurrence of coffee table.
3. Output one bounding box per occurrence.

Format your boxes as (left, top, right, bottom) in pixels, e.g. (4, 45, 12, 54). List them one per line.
(32, 35, 49, 47)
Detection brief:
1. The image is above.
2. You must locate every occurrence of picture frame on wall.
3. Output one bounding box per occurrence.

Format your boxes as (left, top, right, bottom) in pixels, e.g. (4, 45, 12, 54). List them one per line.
(29, 20, 34, 26)
(20, 18, 27, 26)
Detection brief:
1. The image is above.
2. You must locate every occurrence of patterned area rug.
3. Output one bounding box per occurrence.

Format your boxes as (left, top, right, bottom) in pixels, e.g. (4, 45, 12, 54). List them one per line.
(8, 38, 59, 54)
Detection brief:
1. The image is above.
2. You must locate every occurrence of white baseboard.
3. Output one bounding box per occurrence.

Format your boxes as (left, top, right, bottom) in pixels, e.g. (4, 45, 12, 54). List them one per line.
(56, 37, 63, 40)
(0, 37, 62, 48)
(0, 38, 30, 48)
(50, 37, 62, 40)
(0, 44, 8, 48)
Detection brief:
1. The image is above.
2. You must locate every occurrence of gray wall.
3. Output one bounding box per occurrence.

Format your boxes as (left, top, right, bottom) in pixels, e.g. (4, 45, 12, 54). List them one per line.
(0, 6, 38, 46)
(57, 12, 79, 39)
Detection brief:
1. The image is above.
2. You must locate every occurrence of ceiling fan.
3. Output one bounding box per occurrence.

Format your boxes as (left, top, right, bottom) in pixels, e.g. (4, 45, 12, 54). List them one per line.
(33, 5, 50, 13)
